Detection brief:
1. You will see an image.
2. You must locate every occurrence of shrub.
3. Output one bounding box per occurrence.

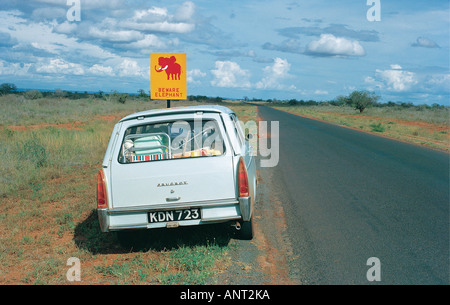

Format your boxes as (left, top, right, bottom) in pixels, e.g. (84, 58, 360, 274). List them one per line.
(118, 94, 128, 104)
(20, 136, 47, 168)
(369, 123, 385, 133)
(53, 89, 67, 98)
(24, 90, 43, 100)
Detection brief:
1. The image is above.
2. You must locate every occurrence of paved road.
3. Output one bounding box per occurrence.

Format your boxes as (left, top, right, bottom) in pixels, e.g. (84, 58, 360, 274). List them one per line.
(257, 105, 449, 284)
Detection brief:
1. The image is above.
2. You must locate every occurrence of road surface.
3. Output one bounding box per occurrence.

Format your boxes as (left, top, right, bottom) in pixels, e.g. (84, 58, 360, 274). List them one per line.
(231, 105, 449, 285)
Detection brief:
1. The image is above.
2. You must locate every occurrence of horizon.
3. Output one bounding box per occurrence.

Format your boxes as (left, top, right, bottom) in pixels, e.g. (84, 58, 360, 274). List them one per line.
(5, 86, 448, 106)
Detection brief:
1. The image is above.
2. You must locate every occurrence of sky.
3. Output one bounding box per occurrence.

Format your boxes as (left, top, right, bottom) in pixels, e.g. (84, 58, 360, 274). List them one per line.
(0, 0, 449, 104)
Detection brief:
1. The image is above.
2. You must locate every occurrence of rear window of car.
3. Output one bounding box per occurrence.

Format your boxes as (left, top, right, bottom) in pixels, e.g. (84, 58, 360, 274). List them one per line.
(118, 119, 226, 164)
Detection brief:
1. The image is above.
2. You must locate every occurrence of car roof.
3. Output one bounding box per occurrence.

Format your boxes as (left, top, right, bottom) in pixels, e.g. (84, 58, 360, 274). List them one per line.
(119, 105, 235, 122)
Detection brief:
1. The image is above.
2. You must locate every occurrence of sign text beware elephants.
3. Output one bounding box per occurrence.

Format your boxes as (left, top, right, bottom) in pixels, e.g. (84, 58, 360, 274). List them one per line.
(151, 53, 187, 106)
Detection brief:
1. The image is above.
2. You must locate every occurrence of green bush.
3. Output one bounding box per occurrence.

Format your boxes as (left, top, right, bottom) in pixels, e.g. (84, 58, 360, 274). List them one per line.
(369, 123, 385, 133)
(24, 90, 43, 100)
(20, 135, 47, 168)
(118, 94, 128, 104)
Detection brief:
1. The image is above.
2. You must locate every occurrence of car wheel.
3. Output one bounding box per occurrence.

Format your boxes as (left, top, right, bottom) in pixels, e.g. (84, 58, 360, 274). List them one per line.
(236, 218, 254, 240)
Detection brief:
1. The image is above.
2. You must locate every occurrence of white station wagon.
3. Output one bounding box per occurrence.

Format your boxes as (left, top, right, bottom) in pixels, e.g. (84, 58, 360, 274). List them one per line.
(97, 105, 256, 240)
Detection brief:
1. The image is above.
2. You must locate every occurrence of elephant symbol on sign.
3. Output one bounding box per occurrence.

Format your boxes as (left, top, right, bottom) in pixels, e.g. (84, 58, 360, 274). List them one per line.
(154, 56, 181, 80)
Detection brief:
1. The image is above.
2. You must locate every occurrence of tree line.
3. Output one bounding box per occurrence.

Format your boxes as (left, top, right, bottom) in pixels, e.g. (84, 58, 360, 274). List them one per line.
(1, 83, 446, 111)
(253, 90, 447, 112)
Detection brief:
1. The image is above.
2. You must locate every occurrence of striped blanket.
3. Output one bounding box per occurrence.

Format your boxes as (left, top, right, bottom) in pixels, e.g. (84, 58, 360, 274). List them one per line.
(130, 154, 167, 163)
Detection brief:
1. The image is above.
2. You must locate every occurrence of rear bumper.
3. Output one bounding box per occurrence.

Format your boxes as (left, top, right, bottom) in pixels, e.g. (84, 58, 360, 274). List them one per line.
(98, 198, 244, 232)
(238, 196, 252, 222)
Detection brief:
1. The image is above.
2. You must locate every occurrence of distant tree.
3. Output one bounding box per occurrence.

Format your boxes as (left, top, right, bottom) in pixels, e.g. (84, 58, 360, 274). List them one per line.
(53, 89, 67, 98)
(288, 99, 298, 105)
(0, 83, 17, 95)
(213, 96, 223, 103)
(137, 89, 147, 98)
(386, 101, 396, 107)
(399, 102, 414, 108)
(431, 103, 444, 110)
(349, 90, 379, 113)
(335, 95, 352, 106)
(24, 90, 43, 100)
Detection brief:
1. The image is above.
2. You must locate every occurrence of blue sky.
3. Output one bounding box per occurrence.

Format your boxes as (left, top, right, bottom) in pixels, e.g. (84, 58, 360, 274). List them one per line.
(0, 0, 448, 104)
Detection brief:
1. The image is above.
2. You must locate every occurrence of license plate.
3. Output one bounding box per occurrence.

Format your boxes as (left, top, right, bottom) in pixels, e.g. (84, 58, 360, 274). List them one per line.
(148, 208, 201, 223)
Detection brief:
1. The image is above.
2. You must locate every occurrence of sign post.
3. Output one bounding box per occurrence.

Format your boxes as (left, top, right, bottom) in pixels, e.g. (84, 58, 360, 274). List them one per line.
(150, 53, 187, 108)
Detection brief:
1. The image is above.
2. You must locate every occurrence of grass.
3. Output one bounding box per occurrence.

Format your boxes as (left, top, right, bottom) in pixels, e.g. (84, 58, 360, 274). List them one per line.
(0, 95, 252, 284)
(0, 94, 154, 126)
(94, 241, 229, 284)
(268, 103, 449, 151)
(369, 122, 386, 133)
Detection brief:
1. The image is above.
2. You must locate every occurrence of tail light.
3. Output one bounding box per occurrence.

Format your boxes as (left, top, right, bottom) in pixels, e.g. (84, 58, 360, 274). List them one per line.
(97, 169, 108, 209)
(238, 157, 249, 197)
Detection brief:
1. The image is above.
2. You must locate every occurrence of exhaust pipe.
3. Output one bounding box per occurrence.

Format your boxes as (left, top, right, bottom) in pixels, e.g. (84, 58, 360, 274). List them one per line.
(232, 221, 241, 231)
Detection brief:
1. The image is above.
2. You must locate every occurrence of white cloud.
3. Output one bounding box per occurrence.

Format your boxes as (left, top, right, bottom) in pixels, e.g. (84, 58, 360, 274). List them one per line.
(424, 74, 450, 93)
(256, 58, 293, 90)
(123, 20, 195, 34)
(426, 74, 450, 86)
(211, 61, 251, 88)
(124, 2, 196, 34)
(366, 65, 418, 92)
(117, 59, 146, 78)
(0, 11, 117, 60)
(375, 66, 418, 92)
(187, 69, 206, 84)
(367, 66, 449, 96)
(36, 58, 84, 75)
(314, 90, 328, 95)
(364, 76, 378, 87)
(0, 59, 31, 76)
(82, 0, 124, 10)
(175, 1, 196, 21)
(31, 41, 59, 54)
(31, 7, 66, 20)
(88, 64, 115, 76)
(126, 34, 176, 49)
(88, 27, 143, 43)
(412, 37, 440, 48)
(390, 64, 402, 70)
(34, 0, 124, 10)
(305, 34, 365, 57)
(53, 21, 77, 34)
(132, 7, 169, 23)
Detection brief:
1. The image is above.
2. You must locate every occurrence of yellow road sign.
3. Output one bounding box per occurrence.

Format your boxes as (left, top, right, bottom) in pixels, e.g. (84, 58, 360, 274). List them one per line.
(151, 53, 187, 100)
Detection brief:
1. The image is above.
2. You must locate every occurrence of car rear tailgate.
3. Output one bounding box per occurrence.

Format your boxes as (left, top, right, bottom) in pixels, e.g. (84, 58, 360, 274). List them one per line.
(109, 155, 235, 209)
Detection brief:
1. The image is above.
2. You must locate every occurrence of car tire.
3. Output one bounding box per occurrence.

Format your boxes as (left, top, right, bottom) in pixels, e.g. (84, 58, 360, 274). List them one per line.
(236, 218, 254, 240)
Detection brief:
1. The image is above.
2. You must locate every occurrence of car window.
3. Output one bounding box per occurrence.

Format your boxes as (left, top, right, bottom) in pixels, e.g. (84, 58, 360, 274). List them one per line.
(118, 119, 225, 164)
(230, 114, 243, 147)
